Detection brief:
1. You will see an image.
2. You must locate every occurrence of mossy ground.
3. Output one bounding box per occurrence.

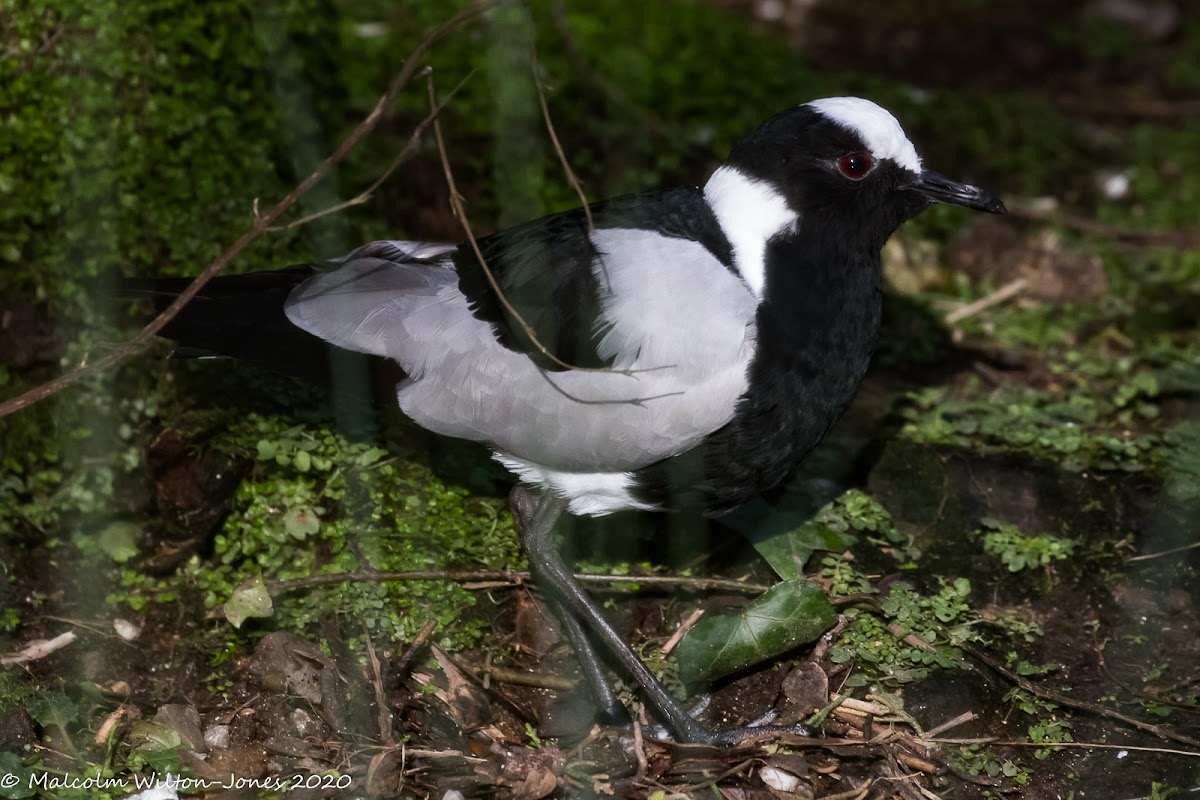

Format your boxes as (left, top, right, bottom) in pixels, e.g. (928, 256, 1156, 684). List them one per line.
(1, 0, 1198, 797)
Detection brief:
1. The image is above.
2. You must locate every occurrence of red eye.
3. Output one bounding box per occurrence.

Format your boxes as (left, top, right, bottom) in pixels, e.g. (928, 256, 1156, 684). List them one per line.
(837, 152, 874, 180)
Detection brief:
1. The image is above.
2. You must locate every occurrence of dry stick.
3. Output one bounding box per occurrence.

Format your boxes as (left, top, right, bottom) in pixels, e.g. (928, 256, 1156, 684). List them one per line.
(362, 622, 392, 745)
(486, 666, 576, 691)
(0, 1, 496, 421)
(660, 608, 704, 656)
(989, 740, 1200, 759)
(1128, 540, 1200, 562)
(963, 643, 1200, 749)
(395, 619, 439, 678)
(426, 73, 672, 382)
(266, 569, 769, 596)
(271, 70, 476, 232)
(426, 75, 618, 375)
(530, 42, 593, 234)
(0, 631, 76, 665)
(942, 278, 1028, 325)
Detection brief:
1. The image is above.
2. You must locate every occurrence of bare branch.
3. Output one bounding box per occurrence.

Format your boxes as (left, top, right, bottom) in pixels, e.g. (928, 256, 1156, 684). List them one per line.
(427, 71, 671, 380)
(272, 68, 475, 232)
(266, 568, 770, 596)
(0, 631, 76, 665)
(530, 42, 593, 233)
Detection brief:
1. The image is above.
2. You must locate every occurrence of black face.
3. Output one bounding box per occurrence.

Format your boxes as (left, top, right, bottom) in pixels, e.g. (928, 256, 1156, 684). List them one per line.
(725, 106, 1004, 248)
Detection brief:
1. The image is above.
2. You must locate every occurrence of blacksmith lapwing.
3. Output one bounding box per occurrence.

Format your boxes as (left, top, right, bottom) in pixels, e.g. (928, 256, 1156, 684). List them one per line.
(138, 97, 1004, 744)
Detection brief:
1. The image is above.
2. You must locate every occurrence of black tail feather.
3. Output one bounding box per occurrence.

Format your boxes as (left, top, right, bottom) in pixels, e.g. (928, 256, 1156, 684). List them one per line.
(123, 266, 339, 385)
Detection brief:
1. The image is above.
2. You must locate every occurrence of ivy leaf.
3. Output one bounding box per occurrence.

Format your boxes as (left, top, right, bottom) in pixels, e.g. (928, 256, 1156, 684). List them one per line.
(26, 690, 78, 729)
(674, 579, 837, 684)
(749, 522, 855, 581)
(224, 577, 273, 628)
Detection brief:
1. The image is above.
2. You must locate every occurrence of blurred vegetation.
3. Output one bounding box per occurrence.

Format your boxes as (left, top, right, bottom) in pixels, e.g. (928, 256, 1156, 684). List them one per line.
(0, 0, 1198, 794)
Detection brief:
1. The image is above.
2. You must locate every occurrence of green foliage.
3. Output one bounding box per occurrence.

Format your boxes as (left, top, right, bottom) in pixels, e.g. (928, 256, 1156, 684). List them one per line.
(673, 579, 836, 684)
(0, 0, 348, 306)
(1003, 688, 1073, 759)
(900, 351, 1175, 473)
(25, 690, 78, 730)
(170, 412, 523, 649)
(752, 488, 916, 584)
(826, 574, 988, 688)
(950, 744, 1029, 788)
(977, 518, 1077, 573)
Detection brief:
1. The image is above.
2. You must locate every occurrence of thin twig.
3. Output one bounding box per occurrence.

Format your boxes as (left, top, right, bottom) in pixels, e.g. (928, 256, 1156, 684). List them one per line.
(266, 569, 770, 595)
(986, 740, 1200, 758)
(943, 278, 1028, 325)
(273, 69, 475, 231)
(660, 608, 704, 656)
(427, 74, 611, 374)
(363, 622, 392, 744)
(487, 666, 576, 691)
(395, 618, 439, 678)
(1128, 540, 1200, 562)
(531, 42, 593, 233)
(921, 711, 978, 739)
(426, 71, 673, 381)
(963, 643, 1200, 749)
(0, 2, 496, 420)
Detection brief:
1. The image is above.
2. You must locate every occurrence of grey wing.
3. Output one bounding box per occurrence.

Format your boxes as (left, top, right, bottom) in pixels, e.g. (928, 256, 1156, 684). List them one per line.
(284, 232, 758, 472)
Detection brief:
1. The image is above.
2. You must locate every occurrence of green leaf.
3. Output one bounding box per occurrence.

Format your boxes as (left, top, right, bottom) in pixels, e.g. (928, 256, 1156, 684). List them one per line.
(674, 579, 837, 684)
(283, 506, 320, 539)
(26, 690, 78, 729)
(96, 521, 141, 563)
(127, 720, 183, 751)
(0, 752, 36, 799)
(223, 577, 273, 628)
(750, 522, 854, 580)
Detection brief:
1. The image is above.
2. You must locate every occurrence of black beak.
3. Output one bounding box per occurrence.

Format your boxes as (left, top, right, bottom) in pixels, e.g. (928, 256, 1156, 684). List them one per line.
(914, 169, 1006, 214)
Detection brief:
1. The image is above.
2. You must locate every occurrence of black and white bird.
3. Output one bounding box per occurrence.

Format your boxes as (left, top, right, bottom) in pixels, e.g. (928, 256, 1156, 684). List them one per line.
(142, 97, 1003, 744)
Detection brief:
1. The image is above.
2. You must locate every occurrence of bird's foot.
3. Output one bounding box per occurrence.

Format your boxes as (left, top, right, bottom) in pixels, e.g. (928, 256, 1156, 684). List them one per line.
(647, 702, 812, 746)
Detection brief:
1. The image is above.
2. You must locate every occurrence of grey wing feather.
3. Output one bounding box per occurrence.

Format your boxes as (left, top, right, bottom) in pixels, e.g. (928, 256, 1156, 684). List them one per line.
(284, 234, 758, 472)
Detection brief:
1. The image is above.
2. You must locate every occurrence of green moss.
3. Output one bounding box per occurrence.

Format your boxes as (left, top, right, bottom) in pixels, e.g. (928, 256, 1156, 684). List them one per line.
(976, 518, 1077, 573)
(144, 412, 525, 650)
(824, 572, 978, 688)
(0, 0, 352, 307)
(899, 343, 1200, 474)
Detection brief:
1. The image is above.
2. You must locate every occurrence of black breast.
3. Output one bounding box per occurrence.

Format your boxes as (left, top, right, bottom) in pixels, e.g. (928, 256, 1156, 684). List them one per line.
(632, 230, 883, 515)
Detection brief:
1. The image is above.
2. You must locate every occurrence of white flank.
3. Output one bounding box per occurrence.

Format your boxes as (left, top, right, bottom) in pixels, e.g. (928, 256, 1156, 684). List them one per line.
(703, 166, 798, 298)
(495, 454, 658, 517)
(806, 97, 922, 173)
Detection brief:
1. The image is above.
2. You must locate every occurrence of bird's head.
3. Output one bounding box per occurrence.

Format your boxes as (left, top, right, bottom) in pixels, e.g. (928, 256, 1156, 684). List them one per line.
(707, 97, 1005, 262)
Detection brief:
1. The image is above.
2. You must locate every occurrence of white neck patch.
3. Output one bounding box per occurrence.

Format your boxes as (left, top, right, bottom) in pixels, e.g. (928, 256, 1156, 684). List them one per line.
(806, 97, 921, 174)
(703, 165, 797, 299)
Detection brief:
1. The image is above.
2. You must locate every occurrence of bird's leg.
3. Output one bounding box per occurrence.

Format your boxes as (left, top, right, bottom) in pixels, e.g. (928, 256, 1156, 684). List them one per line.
(517, 489, 711, 743)
(509, 487, 629, 725)
(518, 488, 813, 746)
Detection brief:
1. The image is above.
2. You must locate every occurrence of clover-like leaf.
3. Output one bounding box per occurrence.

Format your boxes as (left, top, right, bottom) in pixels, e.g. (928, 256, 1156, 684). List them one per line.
(96, 521, 141, 563)
(223, 577, 273, 628)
